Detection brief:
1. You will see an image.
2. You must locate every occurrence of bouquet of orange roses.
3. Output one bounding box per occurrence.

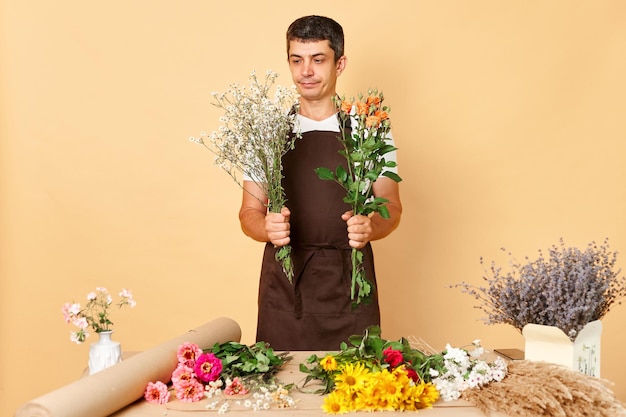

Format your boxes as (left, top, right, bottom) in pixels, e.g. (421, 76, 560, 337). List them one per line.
(315, 89, 401, 306)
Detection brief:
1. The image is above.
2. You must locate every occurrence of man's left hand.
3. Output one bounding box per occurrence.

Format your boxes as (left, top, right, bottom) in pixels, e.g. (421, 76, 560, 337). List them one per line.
(341, 211, 372, 249)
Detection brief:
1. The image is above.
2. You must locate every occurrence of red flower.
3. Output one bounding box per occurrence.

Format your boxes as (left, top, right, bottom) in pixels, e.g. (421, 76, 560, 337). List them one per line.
(382, 347, 403, 368)
(406, 368, 420, 382)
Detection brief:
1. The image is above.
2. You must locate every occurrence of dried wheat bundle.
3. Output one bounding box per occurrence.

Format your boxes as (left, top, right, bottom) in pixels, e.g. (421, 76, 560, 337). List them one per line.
(462, 360, 626, 417)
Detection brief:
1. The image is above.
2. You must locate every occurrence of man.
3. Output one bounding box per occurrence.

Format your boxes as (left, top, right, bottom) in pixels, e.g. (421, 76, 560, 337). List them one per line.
(239, 15, 402, 350)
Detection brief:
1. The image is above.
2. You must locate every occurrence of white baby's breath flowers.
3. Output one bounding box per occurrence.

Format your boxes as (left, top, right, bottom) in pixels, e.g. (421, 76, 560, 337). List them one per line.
(205, 400, 221, 410)
(218, 402, 229, 414)
(189, 69, 301, 283)
(190, 70, 300, 196)
(431, 341, 508, 402)
(238, 384, 296, 411)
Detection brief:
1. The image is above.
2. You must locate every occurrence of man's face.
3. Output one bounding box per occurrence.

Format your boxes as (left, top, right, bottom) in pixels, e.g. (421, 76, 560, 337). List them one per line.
(287, 39, 346, 103)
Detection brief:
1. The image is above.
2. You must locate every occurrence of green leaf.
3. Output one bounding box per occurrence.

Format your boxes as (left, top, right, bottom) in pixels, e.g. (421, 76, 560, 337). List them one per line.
(371, 197, 389, 205)
(366, 325, 382, 338)
(378, 205, 390, 219)
(350, 151, 364, 163)
(363, 136, 377, 152)
(315, 167, 335, 181)
(379, 144, 397, 155)
(336, 165, 348, 183)
(365, 170, 380, 181)
(382, 171, 402, 183)
(255, 352, 270, 372)
(225, 354, 239, 365)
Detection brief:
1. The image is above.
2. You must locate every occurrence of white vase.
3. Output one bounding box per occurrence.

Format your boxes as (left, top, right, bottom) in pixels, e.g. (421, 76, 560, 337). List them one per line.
(88, 330, 122, 375)
(522, 320, 602, 377)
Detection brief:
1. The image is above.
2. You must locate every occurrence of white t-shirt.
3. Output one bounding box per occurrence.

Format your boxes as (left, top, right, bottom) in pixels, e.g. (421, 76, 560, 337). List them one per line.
(243, 113, 399, 181)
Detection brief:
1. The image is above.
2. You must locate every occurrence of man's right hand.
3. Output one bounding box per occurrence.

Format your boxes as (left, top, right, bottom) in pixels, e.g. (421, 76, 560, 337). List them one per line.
(265, 206, 291, 246)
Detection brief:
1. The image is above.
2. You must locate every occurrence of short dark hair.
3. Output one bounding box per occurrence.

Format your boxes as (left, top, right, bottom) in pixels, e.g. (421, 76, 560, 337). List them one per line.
(286, 15, 344, 62)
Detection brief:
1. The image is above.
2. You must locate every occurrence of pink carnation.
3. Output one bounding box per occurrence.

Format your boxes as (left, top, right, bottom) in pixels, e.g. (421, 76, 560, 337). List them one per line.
(193, 352, 223, 382)
(144, 381, 170, 404)
(177, 342, 202, 367)
(175, 379, 205, 402)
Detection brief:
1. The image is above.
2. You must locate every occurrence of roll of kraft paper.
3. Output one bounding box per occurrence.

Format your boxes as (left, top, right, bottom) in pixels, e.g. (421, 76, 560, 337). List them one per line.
(15, 316, 242, 417)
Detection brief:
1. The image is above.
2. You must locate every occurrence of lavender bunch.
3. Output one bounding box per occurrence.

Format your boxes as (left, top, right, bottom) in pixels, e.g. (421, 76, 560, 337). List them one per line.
(454, 239, 626, 341)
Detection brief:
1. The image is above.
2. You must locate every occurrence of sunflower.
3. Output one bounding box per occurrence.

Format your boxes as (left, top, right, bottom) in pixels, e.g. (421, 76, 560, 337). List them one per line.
(353, 371, 391, 411)
(372, 369, 405, 409)
(320, 355, 338, 372)
(419, 382, 440, 408)
(334, 362, 370, 394)
(322, 390, 350, 414)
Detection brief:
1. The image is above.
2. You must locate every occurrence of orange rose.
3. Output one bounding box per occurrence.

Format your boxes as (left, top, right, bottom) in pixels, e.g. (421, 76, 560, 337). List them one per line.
(366, 95, 381, 107)
(365, 115, 382, 128)
(355, 101, 369, 116)
(340, 99, 353, 114)
(374, 109, 388, 121)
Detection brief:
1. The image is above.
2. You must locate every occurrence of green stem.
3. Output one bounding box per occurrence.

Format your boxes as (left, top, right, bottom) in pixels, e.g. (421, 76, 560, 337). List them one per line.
(351, 248, 358, 300)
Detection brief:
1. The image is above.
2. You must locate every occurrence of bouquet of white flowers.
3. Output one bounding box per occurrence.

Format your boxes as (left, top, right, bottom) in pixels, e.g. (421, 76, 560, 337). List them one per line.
(191, 70, 301, 282)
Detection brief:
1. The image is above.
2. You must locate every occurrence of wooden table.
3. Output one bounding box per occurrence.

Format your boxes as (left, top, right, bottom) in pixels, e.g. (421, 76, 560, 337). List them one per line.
(110, 351, 509, 417)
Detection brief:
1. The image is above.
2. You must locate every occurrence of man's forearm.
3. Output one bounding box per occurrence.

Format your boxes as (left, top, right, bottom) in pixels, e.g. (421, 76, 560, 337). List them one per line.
(239, 208, 270, 243)
(369, 204, 402, 242)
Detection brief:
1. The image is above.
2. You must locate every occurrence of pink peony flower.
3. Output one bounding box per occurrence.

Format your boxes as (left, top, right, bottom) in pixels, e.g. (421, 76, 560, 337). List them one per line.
(144, 381, 170, 404)
(382, 347, 404, 368)
(193, 352, 223, 382)
(175, 379, 205, 402)
(171, 364, 195, 387)
(177, 342, 202, 367)
(223, 377, 249, 396)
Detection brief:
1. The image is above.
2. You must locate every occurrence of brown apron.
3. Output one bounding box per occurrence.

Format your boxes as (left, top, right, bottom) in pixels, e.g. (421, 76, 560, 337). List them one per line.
(255, 128, 381, 351)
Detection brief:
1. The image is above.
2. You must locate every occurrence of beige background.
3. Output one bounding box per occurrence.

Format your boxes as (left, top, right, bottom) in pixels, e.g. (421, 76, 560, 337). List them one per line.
(2, 0, 625, 415)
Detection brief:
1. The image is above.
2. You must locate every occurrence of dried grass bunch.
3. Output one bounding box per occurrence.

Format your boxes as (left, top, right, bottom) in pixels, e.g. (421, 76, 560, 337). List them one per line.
(462, 360, 626, 417)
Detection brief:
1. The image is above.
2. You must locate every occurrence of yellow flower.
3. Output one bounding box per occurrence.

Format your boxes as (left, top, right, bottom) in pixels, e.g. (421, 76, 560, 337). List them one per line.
(334, 362, 369, 394)
(419, 382, 440, 408)
(374, 369, 405, 409)
(397, 383, 423, 411)
(320, 355, 338, 372)
(322, 390, 350, 414)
